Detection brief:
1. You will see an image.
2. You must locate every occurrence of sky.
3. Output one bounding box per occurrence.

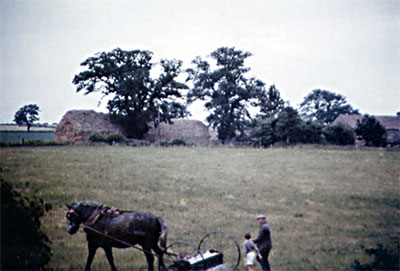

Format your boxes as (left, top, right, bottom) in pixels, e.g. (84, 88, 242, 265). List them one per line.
(1, 0, 399, 124)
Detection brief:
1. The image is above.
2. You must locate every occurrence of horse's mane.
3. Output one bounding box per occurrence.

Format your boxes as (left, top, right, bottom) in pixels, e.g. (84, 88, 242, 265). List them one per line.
(73, 201, 103, 209)
(72, 201, 131, 213)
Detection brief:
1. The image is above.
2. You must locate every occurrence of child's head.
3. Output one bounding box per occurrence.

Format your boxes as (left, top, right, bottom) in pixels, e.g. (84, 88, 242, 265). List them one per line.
(245, 232, 251, 239)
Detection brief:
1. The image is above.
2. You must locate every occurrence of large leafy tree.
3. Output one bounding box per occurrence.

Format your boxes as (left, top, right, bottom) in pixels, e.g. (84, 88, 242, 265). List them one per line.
(251, 106, 307, 147)
(14, 104, 40, 132)
(355, 115, 387, 146)
(299, 89, 358, 124)
(72, 48, 188, 138)
(256, 84, 285, 119)
(187, 47, 266, 143)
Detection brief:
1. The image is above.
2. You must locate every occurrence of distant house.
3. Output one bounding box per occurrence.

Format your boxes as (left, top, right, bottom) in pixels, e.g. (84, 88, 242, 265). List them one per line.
(332, 114, 400, 145)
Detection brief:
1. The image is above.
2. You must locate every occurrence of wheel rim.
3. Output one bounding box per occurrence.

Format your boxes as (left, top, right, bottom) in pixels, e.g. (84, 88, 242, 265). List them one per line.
(198, 231, 241, 270)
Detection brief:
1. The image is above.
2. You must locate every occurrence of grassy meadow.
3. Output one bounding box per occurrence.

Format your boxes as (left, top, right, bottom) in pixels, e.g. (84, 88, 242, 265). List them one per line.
(0, 130, 55, 144)
(0, 146, 399, 270)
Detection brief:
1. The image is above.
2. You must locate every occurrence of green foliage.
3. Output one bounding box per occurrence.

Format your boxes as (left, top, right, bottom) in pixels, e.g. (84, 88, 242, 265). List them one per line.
(250, 118, 275, 147)
(355, 115, 387, 147)
(256, 84, 285, 119)
(14, 104, 40, 132)
(251, 107, 306, 146)
(89, 133, 107, 142)
(187, 47, 267, 143)
(300, 89, 358, 124)
(297, 121, 323, 144)
(106, 134, 126, 144)
(323, 124, 355, 145)
(160, 138, 186, 147)
(1, 179, 52, 270)
(273, 106, 302, 144)
(352, 244, 399, 270)
(251, 107, 308, 146)
(73, 48, 188, 139)
(89, 133, 126, 145)
(170, 138, 186, 146)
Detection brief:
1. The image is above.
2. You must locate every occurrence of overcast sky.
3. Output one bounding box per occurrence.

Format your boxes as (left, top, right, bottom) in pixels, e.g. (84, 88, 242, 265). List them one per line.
(1, 0, 399, 124)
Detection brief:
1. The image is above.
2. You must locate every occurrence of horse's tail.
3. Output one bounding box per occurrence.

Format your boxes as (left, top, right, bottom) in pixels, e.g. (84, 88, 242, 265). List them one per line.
(157, 216, 168, 251)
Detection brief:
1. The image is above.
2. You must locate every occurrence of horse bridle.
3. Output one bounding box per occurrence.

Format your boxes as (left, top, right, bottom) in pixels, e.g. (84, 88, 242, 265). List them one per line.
(66, 209, 79, 220)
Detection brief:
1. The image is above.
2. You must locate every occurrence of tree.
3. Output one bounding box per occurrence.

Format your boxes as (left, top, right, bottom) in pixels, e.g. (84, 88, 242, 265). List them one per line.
(14, 104, 40, 132)
(299, 89, 358, 124)
(250, 118, 275, 147)
(72, 48, 188, 139)
(355, 115, 386, 146)
(256, 84, 285, 119)
(297, 120, 323, 144)
(251, 106, 304, 147)
(187, 47, 266, 143)
(273, 106, 302, 144)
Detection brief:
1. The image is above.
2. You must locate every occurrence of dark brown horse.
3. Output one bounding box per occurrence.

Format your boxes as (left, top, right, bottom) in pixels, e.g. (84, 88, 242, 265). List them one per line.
(66, 201, 168, 271)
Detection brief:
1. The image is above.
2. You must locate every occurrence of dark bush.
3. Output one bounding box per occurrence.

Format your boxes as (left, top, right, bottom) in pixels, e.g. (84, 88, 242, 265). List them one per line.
(89, 133, 126, 145)
(106, 134, 126, 144)
(1, 179, 52, 270)
(89, 133, 106, 142)
(298, 121, 323, 144)
(323, 124, 355, 145)
(160, 138, 186, 147)
(170, 138, 186, 146)
(352, 244, 399, 270)
(250, 119, 275, 147)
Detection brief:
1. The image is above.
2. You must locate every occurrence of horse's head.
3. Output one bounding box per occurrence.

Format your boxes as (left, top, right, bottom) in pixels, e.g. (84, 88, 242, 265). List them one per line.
(66, 201, 100, 234)
(66, 203, 83, 234)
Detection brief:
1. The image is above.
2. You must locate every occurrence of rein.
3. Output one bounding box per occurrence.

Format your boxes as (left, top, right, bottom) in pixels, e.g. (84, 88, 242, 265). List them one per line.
(82, 224, 177, 264)
(83, 206, 103, 227)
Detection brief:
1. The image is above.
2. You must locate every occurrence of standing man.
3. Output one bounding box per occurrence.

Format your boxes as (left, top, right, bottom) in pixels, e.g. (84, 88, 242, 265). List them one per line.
(253, 215, 272, 270)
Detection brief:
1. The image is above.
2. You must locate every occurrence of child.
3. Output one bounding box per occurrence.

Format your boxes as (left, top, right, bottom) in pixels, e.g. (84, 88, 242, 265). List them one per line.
(243, 232, 262, 271)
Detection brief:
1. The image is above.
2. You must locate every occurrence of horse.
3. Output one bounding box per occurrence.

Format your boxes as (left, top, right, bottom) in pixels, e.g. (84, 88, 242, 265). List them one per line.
(66, 201, 168, 271)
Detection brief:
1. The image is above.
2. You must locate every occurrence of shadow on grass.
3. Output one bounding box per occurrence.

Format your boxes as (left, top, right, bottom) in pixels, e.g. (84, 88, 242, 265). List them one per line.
(352, 244, 399, 271)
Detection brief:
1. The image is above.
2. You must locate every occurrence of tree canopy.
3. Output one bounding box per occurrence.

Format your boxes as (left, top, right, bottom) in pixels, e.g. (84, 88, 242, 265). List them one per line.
(14, 104, 40, 132)
(187, 47, 266, 143)
(355, 115, 387, 146)
(299, 89, 358, 124)
(256, 84, 285, 119)
(72, 48, 188, 138)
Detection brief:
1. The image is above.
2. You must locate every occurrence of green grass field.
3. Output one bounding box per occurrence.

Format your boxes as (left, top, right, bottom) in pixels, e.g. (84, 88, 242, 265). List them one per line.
(0, 146, 399, 270)
(0, 130, 55, 144)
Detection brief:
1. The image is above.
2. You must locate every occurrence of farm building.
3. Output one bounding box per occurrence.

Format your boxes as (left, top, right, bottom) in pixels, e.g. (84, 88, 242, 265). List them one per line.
(55, 110, 212, 145)
(332, 114, 400, 144)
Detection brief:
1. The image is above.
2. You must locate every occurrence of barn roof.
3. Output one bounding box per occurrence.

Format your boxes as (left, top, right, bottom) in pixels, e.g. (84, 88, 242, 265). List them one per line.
(332, 114, 400, 130)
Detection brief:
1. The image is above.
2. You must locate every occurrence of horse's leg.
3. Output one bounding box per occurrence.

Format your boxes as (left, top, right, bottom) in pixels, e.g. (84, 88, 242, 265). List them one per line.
(103, 246, 117, 271)
(152, 245, 166, 270)
(85, 243, 98, 271)
(142, 246, 155, 271)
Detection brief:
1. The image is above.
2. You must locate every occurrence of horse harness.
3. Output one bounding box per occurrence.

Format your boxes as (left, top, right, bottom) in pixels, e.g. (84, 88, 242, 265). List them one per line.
(83, 206, 146, 237)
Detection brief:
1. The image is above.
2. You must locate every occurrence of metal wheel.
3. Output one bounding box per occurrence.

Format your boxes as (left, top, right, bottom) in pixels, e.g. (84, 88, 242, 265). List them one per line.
(165, 241, 205, 270)
(198, 231, 241, 270)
